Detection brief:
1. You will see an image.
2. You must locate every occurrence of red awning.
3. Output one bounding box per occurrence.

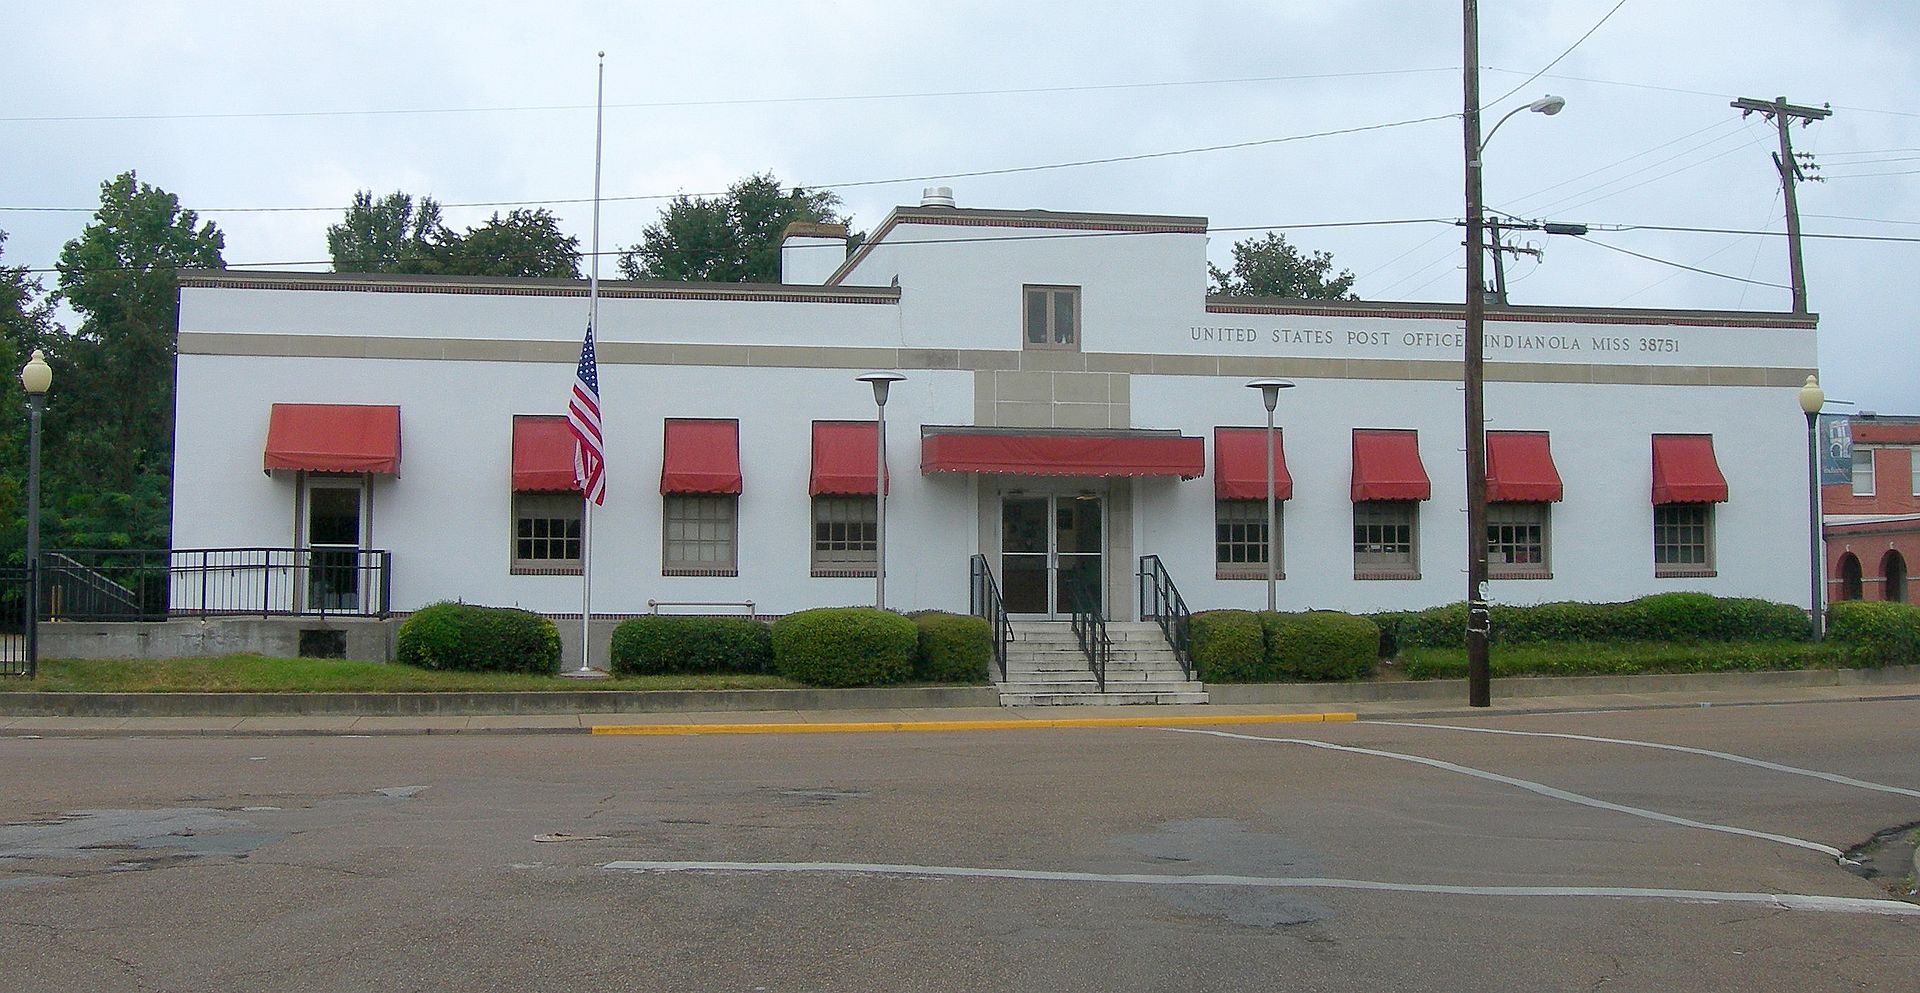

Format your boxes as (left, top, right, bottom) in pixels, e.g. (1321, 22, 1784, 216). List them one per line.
(512, 416, 579, 493)
(1651, 434, 1728, 504)
(1351, 429, 1430, 501)
(1213, 427, 1292, 500)
(920, 430, 1205, 479)
(660, 419, 742, 495)
(811, 421, 887, 496)
(1486, 431, 1564, 503)
(264, 403, 401, 475)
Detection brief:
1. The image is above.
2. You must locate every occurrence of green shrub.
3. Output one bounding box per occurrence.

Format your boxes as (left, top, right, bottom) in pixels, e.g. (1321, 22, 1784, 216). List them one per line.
(1264, 611, 1378, 681)
(1365, 611, 1411, 658)
(1400, 641, 1850, 680)
(608, 616, 772, 676)
(1379, 594, 1811, 654)
(1188, 610, 1266, 682)
(909, 611, 993, 683)
(771, 607, 918, 687)
(1827, 600, 1920, 666)
(395, 601, 561, 674)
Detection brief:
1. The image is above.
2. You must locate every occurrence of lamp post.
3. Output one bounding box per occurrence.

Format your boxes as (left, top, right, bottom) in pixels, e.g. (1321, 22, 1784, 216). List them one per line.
(1465, 5, 1567, 709)
(857, 372, 906, 610)
(19, 349, 51, 679)
(1800, 374, 1826, 640)
(1245, 379, 1296, 612)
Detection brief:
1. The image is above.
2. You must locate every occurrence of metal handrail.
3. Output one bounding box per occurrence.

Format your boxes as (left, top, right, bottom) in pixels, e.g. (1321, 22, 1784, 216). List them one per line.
(1065, 572, 1109, 693)
(968, 554, 1009, 681)
(1138, 554, 1193, 680)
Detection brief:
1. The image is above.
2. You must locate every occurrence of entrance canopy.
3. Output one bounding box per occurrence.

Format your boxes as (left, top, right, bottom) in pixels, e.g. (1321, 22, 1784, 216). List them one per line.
(264, 403, 401, 475)
(921, 427, 1204, 479)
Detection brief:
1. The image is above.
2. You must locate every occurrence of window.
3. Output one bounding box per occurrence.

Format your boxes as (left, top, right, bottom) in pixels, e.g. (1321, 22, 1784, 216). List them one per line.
(812, 496, 877, 575)
(1911, 447, 1919, 496)
(1488, 503, 1550, 579)
(663, 494, 738, 575)
(1654, 504, 1714, 576)
(513, 493, 582, 573)
(1354, 501, 1418, 579)
(1215, 500, 1278, 578)
(1023, 285, 1079, 350)
(1852, 448, 1876, 496)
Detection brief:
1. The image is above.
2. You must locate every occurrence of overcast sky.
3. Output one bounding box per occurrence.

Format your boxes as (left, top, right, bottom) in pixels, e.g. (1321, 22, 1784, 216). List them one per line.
(4, 1, 1914, 410)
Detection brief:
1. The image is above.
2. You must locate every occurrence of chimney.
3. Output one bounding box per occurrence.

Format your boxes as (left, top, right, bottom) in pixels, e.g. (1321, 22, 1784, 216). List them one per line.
(779, 221, 850, 284)
(920, 186, 956, 208)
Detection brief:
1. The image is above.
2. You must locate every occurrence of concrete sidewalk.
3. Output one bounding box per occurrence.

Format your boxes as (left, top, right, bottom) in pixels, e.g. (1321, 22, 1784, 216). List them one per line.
(5, 679, 1917, 737)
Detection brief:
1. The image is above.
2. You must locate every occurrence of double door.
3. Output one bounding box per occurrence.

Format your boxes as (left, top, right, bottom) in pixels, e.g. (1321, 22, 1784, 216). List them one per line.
(1000, 492, 1103, 619)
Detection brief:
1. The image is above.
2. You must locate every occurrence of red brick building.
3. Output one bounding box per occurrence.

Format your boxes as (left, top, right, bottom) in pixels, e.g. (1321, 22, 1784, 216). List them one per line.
(1823, 415, 1919, 603)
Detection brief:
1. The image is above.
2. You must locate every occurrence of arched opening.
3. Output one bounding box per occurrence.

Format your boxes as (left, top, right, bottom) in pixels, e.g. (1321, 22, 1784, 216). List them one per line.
(1839, 553, 1864, 601)
(1882, 550, 1908, 604)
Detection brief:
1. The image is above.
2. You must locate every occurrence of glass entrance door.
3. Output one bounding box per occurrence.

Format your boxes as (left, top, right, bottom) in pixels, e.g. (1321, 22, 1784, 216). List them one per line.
(305, 480, 365, 612)
(1000, 492, 1103, 618)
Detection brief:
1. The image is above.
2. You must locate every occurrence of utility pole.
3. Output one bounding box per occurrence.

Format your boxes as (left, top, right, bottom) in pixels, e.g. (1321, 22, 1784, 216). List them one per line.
(1460, 219, 1584, 303)
(1462, 0, 1490, 708)
(1732, 96, 1831, 314)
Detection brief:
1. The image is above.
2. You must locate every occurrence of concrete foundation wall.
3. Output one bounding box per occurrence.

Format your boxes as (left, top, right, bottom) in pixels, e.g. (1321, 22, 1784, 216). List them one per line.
(41, 618, 395, 662)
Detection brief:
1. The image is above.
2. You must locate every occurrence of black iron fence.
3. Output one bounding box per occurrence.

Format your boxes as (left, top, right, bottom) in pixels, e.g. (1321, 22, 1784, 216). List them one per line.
(1, 564, 28, 677)
(37, 548, 392, 621)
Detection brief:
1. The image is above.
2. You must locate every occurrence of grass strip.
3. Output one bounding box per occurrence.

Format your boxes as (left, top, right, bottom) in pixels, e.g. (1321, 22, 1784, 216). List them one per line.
(1395, 640, 1859, 681)
(0, 656, 805, 693)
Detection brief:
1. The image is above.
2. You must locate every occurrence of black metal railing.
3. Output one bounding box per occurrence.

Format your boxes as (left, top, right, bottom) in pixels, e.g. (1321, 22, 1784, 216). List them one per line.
(968, 554, 1010, 681)
(1065, 572, 1109, 693)
(1, 564, 30, 677)
(1138, 554, 1193, 679)
(39, 548, 393, 620)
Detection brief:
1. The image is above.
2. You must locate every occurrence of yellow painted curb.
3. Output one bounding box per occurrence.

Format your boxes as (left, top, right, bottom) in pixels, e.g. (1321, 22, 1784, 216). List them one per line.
(590, 712, 1357, 736)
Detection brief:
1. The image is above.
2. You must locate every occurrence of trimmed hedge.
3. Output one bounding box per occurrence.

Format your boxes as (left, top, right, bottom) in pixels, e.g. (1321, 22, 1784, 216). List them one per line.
(1370, 593, 1811, 653)
(1827, 600, 1920, 666)
(1400, 641, 1852, 680)
(909, 611, 993, 683)
(609, 616, 772, 676)
(1265, 611, 1379, 682)
(1189, 610, 1266, 682)
(772, 607, 917, 687)
(396, 601, 561, 674)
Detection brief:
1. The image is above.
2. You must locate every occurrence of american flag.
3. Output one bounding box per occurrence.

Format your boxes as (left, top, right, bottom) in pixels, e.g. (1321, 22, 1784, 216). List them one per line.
(568, 322, 606, 505)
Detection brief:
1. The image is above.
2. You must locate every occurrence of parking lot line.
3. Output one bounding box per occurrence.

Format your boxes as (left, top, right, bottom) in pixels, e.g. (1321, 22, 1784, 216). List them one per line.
(1364, 720, 1920, 799)
(602, 859, 1920, 918)
(1165, 726, 1848, 860)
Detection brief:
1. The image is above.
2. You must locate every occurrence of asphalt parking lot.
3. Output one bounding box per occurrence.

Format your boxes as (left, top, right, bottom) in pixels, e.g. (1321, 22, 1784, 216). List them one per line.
(4, 699, 1918, 992)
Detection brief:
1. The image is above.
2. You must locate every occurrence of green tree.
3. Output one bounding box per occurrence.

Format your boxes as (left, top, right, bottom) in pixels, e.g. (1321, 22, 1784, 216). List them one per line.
(432, 209, 580, 278)
(0, 230, 59, 561)
(328, 193, 580, 278)
(326, 190, 445, 273)
(620, 172, 853, 282)
(1208, 232, 1358, 300)
(52, 171, 225, 548)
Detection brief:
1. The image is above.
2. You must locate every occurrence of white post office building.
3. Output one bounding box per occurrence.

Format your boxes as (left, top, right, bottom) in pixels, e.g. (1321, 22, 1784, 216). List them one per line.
(172, 194, 1818, 662)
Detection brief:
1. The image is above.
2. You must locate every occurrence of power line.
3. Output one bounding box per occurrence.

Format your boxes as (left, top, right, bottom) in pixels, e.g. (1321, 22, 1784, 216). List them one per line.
(1804, 212, 1920, 226)
(1821, 168, 1920, 180)
(1576, 235, 1790, 288)
(1481, 67, 1918, 119)
(0, 112, 1459, 216)
(0, 68, 1458, 124)
(1483, 0, 1632, 108)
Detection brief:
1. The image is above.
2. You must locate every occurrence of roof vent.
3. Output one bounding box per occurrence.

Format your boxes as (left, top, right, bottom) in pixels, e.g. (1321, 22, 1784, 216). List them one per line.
(920, 186, 955, 208)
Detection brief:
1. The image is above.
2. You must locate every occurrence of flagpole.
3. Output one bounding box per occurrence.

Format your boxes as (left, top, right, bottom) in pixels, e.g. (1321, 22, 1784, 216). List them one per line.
(577, 50, 606, 675)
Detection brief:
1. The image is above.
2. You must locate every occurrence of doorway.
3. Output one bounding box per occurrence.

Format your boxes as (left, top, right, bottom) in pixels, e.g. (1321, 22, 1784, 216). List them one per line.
(302, 476, 368, 612)
(1000, 491, 1103, 619)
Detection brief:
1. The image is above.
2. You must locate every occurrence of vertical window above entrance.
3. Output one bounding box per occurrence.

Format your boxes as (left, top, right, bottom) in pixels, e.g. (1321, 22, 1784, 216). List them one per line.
(1023, 285, 1080, 350)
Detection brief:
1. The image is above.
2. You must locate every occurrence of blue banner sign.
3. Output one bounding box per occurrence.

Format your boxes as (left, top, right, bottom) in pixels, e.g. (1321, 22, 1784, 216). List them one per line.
(1818, 414, 1853, 486)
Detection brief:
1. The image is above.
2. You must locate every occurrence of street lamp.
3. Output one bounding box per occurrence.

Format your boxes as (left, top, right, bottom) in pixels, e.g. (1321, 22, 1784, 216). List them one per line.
(19, 349, 51, 679)
(1800, 374, 1826, 640)
(1465, 15, 1568, 709)
(857, 372, 906, 610)
(1244, 379, 1296, 612)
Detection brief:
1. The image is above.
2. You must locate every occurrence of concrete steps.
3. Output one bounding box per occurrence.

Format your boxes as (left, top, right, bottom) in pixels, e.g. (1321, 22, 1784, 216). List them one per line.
(996, 621, 1208, 706)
